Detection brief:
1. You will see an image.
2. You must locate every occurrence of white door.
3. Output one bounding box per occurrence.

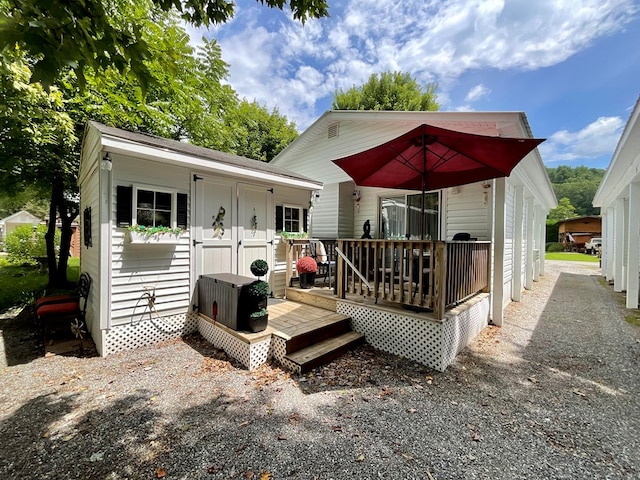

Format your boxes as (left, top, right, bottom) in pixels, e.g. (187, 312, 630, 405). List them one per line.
(237, 183, 273, 278)
(194, 175, 236, 277)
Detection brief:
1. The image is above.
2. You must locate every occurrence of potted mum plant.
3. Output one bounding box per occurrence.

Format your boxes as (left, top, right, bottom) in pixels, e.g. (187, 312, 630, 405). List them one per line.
(296, 255, 318, 288)
(240, 259, 270, 332)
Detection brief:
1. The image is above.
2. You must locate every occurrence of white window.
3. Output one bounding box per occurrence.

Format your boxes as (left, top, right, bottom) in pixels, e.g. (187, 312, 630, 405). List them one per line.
(276, 204, 308, 234)
(116, 185, 188, 229)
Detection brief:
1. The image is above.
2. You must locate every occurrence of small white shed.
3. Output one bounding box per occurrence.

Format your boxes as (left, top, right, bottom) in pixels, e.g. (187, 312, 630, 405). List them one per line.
(78, 121, 321, 356)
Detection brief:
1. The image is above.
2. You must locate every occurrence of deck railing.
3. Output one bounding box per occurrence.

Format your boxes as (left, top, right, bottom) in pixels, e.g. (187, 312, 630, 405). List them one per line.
(285, 238, 490, 319)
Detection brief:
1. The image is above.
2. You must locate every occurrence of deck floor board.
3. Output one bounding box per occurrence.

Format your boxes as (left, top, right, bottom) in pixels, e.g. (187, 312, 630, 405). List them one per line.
(267, 300, 349, 340)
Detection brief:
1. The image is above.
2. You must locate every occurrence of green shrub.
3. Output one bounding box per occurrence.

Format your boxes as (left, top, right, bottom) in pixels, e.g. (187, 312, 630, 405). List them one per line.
(246, 280, 270, 300)
(545, 242, 565, 252)
(249, 307, 269, 319)
(5, 224, 59, 264)
(250, 259, 269, 277)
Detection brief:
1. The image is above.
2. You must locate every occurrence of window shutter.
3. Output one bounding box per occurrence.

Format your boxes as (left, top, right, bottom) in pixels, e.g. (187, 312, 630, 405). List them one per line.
(303, 208, 308, 232)
(275, 205, 283, 232)
(116, 186, 133, 227)
(177, 193, 188, 229)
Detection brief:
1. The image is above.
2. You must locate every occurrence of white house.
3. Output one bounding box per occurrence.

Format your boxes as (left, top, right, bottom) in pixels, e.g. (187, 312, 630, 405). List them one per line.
(271, 110, 557, 326)
(78, 121, 321, 356)
(593, 96, 640, 309)
(0, 210, 41, 246)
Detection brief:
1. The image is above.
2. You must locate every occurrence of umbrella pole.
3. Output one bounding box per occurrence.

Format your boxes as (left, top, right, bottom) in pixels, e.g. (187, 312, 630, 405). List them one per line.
(420, 134, 426, 240)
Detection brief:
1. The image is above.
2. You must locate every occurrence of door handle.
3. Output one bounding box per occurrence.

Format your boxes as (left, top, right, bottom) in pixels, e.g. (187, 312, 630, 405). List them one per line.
(238, 240, 242, 246)
(193, 239, 203, 247)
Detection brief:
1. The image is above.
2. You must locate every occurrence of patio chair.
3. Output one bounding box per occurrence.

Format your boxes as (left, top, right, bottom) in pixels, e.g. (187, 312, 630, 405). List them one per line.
(309, 240, 335, 287)
(452, 232, 471, 241)
(36, 272, 92, 341)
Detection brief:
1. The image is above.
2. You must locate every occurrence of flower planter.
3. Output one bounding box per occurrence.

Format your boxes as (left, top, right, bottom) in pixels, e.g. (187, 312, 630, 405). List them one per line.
(128, 231, 182, 245)
(299, 272, 316, 288)
(247, 312, 268, 333)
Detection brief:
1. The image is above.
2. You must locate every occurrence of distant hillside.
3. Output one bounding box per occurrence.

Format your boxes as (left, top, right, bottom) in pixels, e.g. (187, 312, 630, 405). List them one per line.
(546, 166, 605, 216)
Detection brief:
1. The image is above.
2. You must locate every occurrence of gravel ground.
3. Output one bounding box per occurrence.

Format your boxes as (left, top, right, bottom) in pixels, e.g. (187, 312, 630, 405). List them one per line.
(1, 260, 639, 480)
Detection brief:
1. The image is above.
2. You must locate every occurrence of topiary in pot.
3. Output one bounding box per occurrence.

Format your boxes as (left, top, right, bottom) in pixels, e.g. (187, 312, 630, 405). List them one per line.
(248, 307, 269, 333)
(250, 259, 269, 278)
(240, 266, 270, 332)
(246, 280, 270, 303)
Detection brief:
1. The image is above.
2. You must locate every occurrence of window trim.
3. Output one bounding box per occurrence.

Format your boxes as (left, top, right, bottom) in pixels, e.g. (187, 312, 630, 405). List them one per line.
(276, 204, 308, 234)
(116, 183, 188, 230)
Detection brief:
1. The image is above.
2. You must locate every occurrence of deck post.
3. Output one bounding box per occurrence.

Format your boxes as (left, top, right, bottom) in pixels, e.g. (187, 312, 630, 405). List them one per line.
(433, 241, 447, 319)
(337, 239, 345, 299)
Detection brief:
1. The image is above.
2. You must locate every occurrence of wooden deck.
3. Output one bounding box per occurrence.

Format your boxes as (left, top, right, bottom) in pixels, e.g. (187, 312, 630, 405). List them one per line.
(267, 299, 347, 340)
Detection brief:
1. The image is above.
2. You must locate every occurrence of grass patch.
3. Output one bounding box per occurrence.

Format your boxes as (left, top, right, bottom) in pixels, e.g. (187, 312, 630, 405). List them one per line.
(545, 252, 600, 263)
(0, 257, 80, 312)
(625, 315, 640, 327)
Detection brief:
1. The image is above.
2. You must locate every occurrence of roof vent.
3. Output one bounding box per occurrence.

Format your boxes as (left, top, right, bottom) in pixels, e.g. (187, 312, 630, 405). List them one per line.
(328, 123, 339, 139)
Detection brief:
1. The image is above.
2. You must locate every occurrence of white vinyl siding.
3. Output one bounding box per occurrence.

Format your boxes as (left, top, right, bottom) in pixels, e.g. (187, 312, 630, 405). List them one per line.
(79, 156, 103, 352)
(444, 183, 490, 240)
(109, 156, 191, 326)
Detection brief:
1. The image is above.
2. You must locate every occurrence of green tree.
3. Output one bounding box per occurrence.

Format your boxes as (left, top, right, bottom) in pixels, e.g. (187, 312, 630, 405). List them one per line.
(1, 8, 302, 287)
(332, 71, 439, 111)
(0, 0, 328, 90)
(546, 166, 605, 216)
(226, 100, 298, 162)
(547, 197, 578, 225)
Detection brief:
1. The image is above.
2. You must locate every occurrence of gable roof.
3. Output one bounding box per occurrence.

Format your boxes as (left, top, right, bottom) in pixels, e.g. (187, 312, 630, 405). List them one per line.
(0, 210, 41, 225)
(593, 96, 640, 208)
(81, 121, 322, 190)
(272, 110, 556, 210)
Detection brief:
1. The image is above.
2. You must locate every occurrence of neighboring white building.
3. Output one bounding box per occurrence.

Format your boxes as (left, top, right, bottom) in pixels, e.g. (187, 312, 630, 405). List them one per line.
(0, 210, 41, 247)
(593, 96, 640, 309)
(272, 110, 557, 325)
(79, 121, 321, 356)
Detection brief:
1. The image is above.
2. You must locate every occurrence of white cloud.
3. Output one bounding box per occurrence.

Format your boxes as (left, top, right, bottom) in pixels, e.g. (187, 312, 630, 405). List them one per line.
(539, 116, 625, 163)
(200, 0, 637, 128)
(465, 84, 491, 103)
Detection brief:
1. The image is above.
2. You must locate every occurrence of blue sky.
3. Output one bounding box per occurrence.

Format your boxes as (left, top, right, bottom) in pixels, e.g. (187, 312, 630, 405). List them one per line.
(187, 0, 639, 169)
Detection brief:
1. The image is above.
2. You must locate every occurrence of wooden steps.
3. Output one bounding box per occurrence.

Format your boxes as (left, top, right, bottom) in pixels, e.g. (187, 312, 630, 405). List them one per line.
(267, 299, 364, 373)
(285, 330, 364, 374)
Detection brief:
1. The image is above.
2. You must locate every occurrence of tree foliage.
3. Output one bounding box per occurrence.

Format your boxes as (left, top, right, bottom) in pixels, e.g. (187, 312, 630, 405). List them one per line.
(0, 0, 328, 90)
(547, 197, 578, 225)
(1, 5, 300, 288)
(332, 71, 439, 111)
(225, 100, 298, 162)
(546, 166, 605, 217)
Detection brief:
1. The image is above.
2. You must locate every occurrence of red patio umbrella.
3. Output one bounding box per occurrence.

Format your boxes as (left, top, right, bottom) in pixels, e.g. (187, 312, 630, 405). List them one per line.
(332, 123, 544, 238)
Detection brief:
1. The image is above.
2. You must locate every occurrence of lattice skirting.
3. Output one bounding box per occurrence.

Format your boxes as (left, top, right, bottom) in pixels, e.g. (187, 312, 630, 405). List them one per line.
(197, 317, 271, 370)
(269, 335, 301, 374)
(338, 294, 489, 372)
(104, 313, 198, 356)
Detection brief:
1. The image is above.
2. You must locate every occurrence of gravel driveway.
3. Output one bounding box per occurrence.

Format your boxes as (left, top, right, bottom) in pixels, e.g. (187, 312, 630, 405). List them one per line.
(1, 260, 638, 479)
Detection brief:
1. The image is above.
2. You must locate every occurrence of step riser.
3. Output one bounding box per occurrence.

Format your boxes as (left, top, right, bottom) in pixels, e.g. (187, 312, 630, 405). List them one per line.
(290, 335, 365, 374)
(286, 318, 352, 354)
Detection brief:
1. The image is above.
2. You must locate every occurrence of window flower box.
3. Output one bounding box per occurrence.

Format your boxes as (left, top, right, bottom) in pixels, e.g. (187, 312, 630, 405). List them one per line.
(127, 226, 184, 245)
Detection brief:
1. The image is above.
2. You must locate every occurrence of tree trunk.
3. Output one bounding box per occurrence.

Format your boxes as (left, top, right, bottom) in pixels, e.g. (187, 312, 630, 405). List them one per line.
(47, 174, 78, 288)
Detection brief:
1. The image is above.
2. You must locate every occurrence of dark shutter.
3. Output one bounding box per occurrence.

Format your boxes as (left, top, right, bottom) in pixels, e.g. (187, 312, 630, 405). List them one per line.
(303, 208, 308, 232)
(275, 205, 283, 232)
(116, 186, 133, 227)
(177, 193, 188, 229)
